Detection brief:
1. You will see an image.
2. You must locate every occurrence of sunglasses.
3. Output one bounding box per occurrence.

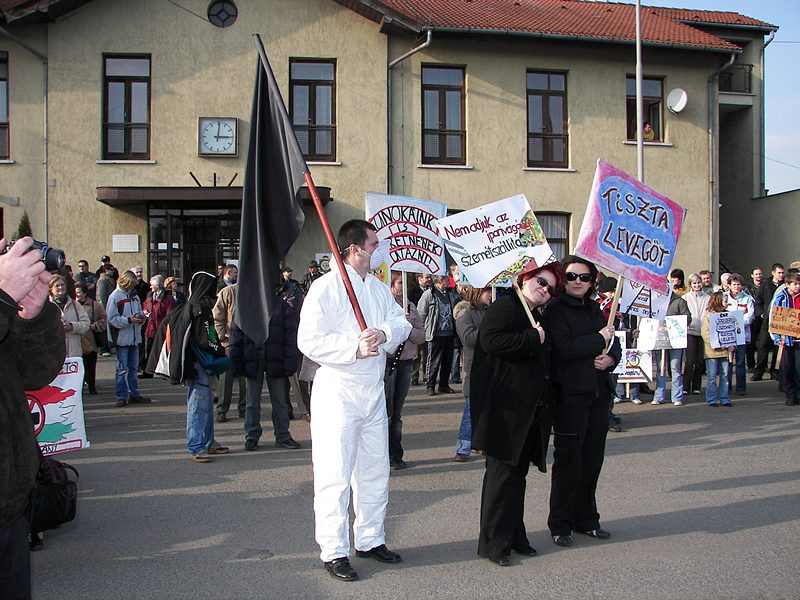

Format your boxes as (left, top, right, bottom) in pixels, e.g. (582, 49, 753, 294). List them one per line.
(532, 276, 556, 296)
(566, 272, 592, 283)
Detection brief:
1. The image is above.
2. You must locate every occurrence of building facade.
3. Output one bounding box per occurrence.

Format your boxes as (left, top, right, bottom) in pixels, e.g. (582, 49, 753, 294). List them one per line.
(0, 0, 776, 282)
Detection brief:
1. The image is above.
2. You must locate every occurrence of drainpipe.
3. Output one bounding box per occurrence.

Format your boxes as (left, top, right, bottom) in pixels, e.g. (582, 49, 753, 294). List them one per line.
(707, 52, 735, 272)
(760, 31, 775, 196)
(0, 25, 48, 239)
(387, 29, 432, 195)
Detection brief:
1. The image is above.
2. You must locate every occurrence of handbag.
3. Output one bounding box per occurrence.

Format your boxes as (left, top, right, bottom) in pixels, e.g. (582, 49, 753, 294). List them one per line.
(27, 452, 79, 534)
(190, 339, 230, 375)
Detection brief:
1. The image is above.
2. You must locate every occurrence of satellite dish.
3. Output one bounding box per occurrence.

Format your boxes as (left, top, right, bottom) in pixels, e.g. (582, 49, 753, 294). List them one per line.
(667, 88, 688, 113)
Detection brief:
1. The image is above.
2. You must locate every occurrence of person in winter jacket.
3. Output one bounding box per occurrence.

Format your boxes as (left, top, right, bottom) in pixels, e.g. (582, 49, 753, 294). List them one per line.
(383, 271, 426, 470)
(76, 283, 107, 395)
(453, 284, 492, 462)
(542, 256, 620, 549)
(652, 292, 692, 406)
(229, 292, 302, 451)
(49, 274, 90, 358)
(106, 270, 150, 407)
(471, 262, 565, 566)
(723, 274, 755, 395)
(701, 292, 734, 407)
(142, 275, 175, 374)
(771, 272, 800, 405)
(683, 274, 710, 396)
(417, 276, 459, 395)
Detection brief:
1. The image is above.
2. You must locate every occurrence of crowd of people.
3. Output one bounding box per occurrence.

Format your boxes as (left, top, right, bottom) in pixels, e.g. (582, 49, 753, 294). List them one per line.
(3, 228, 799, 593)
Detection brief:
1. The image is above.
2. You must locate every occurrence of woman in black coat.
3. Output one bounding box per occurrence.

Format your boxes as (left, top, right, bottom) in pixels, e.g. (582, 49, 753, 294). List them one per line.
(541, 255, 620, 547)
(470, 262, 566, 566)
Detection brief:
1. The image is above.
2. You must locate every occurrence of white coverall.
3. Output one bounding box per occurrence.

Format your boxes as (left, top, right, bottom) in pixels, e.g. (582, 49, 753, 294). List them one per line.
(297, 262, 412, 562)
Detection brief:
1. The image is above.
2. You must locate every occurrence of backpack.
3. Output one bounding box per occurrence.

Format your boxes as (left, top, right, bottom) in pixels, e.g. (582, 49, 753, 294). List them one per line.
(27, 452, 79, 534)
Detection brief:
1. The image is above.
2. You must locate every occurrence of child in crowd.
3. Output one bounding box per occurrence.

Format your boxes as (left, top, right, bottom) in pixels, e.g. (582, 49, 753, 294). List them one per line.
(700, 291, 733, 407)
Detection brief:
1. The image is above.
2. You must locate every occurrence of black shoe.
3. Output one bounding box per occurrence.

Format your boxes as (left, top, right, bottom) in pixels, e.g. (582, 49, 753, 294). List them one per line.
(390, 459, 407, 470)
(238, 412, 246, 419)
(438, 386, 456, 394)
(513, 544, 537, 556)
(29, 532, 43, 552)
(137, 372, 153, 379)
(244, 439, 258, 451)
(427, 388, 437, 396)
(750, 373, 763, 381)
(786, 398, 795, 406)
(487, 555, 510, 566)
(355, 544, 402, 563)
(88, 389, 98, 395)
(577, 528, 611, 539)
(324, 557, 359, 581)
(275, 437, 301, 449)
(553, 534, 572, 547)
(115, 398, 127, 407)
(127, 395, 151, 404)
(216, 413, 227, 423)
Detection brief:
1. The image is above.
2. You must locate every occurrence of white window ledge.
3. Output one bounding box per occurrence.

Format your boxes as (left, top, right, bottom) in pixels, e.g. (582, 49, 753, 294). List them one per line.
(523, 167, 577, 173)
(623, 141, 674, 148)
(417, 163, 474, 170)
(96, 160, 157, 164)
(0, 159, 15, 164)
(307, 161, 342, 166)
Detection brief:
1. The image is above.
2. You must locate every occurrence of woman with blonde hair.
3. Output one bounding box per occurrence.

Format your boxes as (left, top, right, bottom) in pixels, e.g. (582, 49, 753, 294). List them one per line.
(49, 274, 90, 358)
(683, 273, 710, 397)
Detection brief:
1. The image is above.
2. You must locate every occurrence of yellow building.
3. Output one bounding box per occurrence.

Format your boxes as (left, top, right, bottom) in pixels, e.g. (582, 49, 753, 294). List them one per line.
(0, 0, 776, 281)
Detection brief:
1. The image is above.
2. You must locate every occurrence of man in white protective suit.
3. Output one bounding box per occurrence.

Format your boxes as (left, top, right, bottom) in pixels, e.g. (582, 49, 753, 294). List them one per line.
(297, 219, 412, 582)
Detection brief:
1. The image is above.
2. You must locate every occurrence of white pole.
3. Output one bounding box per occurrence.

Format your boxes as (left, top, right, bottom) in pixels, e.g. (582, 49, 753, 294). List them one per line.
(636, 0, 644, 183)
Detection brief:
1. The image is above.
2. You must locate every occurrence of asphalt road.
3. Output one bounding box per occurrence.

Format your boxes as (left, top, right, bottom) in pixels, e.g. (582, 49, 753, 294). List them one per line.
(31, 357, 800, 600)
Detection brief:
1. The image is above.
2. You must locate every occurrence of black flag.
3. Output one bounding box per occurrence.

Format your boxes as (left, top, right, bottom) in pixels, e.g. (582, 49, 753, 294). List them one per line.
(237, 35, 308, 346)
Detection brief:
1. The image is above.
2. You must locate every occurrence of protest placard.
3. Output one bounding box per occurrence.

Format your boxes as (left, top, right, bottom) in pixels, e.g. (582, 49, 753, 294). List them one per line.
(638, 315, 688, 350)
(708, 311, 746, 349)
(769, 305, 800, 338)
(574, 160, 687, 294)
(618, 279, 670, 320)
(613, 349, 653, 383)
(27, 357, 90, 455)
(665, 315, 688, 349)
(314, 253, 332, 273)
(435, 194, 555, 287)
(365, 192, 447, 276)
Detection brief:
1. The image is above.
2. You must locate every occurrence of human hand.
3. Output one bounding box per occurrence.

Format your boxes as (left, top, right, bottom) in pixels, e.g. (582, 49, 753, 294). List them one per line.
(599, 325, 615, 343)
(17, 270, 51, 320)
(356, 327, 384, 358)
(533, 322, 545, 343)
(130, 315, 144, 324)
(594, 354, 615, 370)
(63, 321, 73, 332)
(0, 237, 47, 304)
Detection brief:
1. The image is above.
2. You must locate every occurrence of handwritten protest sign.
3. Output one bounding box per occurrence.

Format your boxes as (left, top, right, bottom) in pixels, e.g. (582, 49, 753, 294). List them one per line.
(665, 315, 688, 349)
(366, 192, 447, 276)
(638, 315, 688, 350)
(435, 194, 555, 287)
(708, 311, 746, 349)
(769, 305, 800, 338)
(619, 279, 670, 320)
(613, 349, 653, 383)
(27, 357, 89, 455)
(575, 160, 687, 294)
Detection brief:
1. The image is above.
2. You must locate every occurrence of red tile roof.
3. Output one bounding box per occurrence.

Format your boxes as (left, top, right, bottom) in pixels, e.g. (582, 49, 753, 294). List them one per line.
(371, 0, 777, 52)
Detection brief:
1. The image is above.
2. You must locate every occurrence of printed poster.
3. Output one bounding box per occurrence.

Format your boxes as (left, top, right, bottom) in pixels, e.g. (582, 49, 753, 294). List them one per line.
(27, 357, 90, 455)
(575, 160, 687, 294)
(613, 349, 653, 383)
(435, 194, 555, 287)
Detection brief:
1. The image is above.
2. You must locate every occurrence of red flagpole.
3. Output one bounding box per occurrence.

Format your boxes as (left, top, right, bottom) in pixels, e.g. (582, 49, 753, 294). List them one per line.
(303, 171, 368, 331)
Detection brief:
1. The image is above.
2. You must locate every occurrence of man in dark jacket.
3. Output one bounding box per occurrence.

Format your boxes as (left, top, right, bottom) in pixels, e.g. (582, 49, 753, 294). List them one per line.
(752, 263, 784, 381)
(0, 237, 66, 598)
(417, 276, 459, 395)
(229, 294, 302, 451)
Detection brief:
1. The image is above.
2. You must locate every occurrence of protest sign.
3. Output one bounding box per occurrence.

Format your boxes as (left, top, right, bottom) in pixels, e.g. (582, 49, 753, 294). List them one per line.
(27, 357, 90, 455)
(769, 305, 800, 338)
(665, 315, 688, 349)
(613, 349, 653, 383)
(574, 160, 687, 294)
(365, 192, 447, 276)
(618, 279, 670, 320)
(708, 311, 746, 349)
(435, 194, 555, 287)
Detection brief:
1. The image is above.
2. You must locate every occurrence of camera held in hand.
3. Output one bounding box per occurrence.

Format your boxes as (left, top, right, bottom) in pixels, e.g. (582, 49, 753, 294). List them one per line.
(2, 238, 65, 272)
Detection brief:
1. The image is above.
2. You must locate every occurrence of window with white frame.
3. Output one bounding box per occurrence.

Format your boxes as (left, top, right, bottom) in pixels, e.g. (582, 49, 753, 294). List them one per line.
(536, 212, 569, 261)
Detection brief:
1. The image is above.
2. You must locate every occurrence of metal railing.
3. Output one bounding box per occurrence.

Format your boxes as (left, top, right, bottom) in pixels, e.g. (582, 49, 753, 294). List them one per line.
(719, 64, 753, 94)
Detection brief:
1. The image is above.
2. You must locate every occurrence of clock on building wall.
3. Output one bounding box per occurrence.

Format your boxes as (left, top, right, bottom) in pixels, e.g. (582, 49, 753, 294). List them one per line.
(198, 117, 238, 156)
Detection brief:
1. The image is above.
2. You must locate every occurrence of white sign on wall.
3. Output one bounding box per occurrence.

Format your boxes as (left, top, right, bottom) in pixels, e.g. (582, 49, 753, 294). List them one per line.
(112, 234, 140, 253)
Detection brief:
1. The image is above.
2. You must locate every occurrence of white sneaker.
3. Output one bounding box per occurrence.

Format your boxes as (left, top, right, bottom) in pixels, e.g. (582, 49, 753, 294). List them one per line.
(632, 398, 642, 405)
(612, 396, 624, 404)
(673, 400, 683, 406)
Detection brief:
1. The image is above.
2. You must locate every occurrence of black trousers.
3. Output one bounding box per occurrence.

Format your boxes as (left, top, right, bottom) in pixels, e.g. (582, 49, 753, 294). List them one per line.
(412, 343, 428, 384)
(82, 351, 98, 392)
(683, 334, 704, 393)
(478, 424, 538, 559)
(754, 321, 778, 377)
(747, 317, 762, 369)
(384, 358, 413, 462)
(425, 335, 454, 390)
(548, 392, 609, 536)
(0, 513, 31, 600)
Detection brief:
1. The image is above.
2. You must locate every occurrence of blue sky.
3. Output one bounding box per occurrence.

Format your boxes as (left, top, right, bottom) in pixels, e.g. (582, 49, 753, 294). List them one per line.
(640, 0, 800, 195)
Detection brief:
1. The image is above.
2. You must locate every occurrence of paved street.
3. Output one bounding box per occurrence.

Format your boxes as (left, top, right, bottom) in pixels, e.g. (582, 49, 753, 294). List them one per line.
(31, 357, 800, 600)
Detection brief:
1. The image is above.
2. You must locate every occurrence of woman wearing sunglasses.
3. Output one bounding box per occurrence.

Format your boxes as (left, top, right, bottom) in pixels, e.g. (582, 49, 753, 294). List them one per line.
(470, 262, 566, 566)
(541, 255, 621, 548)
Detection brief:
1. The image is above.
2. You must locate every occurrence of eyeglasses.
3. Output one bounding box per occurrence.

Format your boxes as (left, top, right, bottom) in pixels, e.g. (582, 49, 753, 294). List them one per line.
(533, 276, 555, 296)
(566, 272, 592, 283)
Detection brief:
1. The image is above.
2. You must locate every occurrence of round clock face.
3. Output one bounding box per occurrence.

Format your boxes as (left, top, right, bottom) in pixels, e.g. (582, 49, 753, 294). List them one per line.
(200, 119, 236, 154)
